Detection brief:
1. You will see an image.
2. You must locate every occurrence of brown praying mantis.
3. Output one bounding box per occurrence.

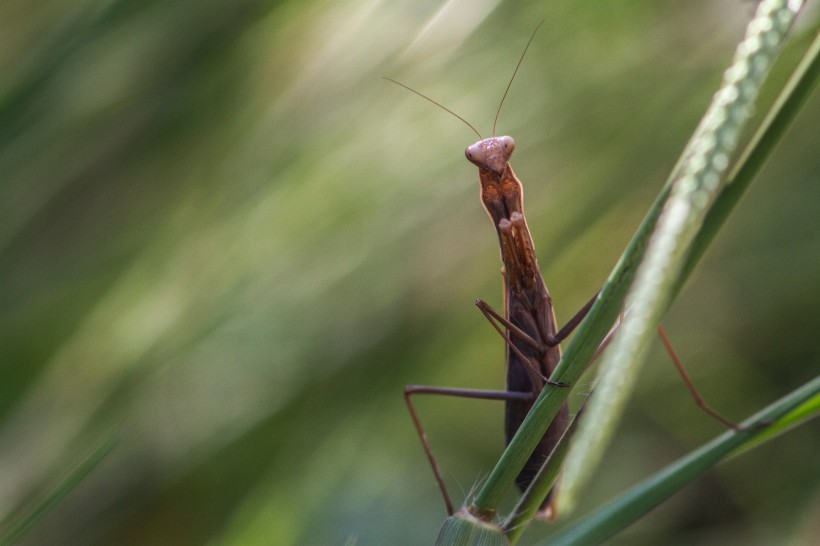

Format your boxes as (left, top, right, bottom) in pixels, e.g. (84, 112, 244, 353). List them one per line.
(390, 27, 739, 520)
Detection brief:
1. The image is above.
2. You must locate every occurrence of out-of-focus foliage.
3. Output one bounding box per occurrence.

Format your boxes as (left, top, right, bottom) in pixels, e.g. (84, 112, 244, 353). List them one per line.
(0, 1, 817, 544)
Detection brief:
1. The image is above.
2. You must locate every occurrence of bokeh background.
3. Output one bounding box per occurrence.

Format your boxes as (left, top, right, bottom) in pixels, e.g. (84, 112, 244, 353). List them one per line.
(1, 1, 818, 544)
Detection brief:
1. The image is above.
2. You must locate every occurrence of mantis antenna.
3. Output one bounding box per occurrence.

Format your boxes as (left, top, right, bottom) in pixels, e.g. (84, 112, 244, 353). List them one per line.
(493, 21, 543, 136)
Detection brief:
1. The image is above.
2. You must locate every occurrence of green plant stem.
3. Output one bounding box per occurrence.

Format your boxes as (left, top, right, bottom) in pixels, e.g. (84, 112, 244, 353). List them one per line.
(513, 26, 818, 543)
(680, 28, 820, 288)
(540, 375, 820, 546)
(466, 3, 815, 533)
(556, 0, 805, 514)
(0, 432, 120, 546)
(502, 407, 581, 542)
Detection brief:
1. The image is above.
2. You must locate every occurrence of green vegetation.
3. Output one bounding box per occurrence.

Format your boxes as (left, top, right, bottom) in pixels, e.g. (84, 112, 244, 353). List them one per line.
(0, 1, 817, 544)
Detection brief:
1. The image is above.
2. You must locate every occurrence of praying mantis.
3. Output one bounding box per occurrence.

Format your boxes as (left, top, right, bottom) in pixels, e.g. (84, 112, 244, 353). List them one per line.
(391, 26, 738, 520)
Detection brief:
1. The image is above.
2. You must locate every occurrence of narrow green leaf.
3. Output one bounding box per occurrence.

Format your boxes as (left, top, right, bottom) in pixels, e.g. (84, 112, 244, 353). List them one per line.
(436, 509, 509, 546)
(557, 0, 805, 513)
(468, 3, 816, 536)
(498, 23, 819, 541)
(0, 431, 121, 545)
(503, 409, 581, 543)
(540, 375, 820, 546)
(680, 27, 820, 287)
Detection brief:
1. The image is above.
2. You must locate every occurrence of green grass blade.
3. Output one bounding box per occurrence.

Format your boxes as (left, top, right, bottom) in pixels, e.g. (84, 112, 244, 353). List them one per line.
(556, 0, 805, 514)
(680, 27, 820, 287)
(0, 431, 120, 545)
(436, 510, 509, 546)
(540, 375, 820, 546)
(450, 1, 814, 533)
(502, 410, 580, 543)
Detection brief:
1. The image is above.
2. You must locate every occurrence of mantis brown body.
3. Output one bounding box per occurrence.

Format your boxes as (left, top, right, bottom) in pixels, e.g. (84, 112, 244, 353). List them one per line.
(405, 135, 596, 518)
(399, 25, 738, 521)
(404, 131, 738, 520)
(398, 24, 597, 519)
(468, 136, 572, 510)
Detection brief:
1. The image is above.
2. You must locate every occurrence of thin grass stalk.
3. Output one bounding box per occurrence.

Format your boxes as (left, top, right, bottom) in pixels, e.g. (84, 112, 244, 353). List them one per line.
(466, 0, 804, 520)
(437, 3, 812, 541)
(0, 432, 120, 545)
(501, 27, 819, 542)
(541, 375, 820, 546)
(557, 0, 805, 513)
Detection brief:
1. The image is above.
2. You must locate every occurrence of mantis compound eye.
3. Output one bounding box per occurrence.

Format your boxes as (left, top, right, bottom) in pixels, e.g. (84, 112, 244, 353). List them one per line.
(465, 144, 485, 163)
(498, 135, 515, 152)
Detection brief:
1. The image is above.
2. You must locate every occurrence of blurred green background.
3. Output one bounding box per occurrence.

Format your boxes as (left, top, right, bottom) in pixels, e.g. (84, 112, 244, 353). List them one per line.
(0, 1, 818, 544)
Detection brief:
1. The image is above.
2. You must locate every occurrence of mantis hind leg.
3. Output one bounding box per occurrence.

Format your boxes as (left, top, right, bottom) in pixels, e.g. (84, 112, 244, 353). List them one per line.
(656, 325, 742, 430)
(403, 385, 535, 515)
